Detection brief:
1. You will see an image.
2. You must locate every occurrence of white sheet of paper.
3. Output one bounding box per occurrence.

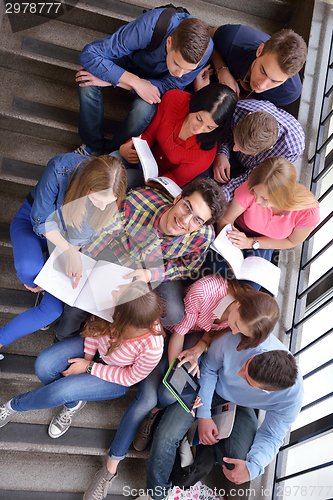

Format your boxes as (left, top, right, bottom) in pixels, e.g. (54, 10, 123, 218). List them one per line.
(34, 247, 95, 306)
(236, 256, 281, 296)
(210, 224, 244, 276)
(132, 137, 158, 180)
(149, 176, 182, 198)
(74, 260, 134, 313)
(34, 248, 135, 320)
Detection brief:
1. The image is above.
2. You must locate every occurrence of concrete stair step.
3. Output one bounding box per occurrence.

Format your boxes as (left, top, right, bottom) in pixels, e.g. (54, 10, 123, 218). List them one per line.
(201, 0, 298, 24)
(0, 491, 131, 500)
(0, 179, 31, 224)
(0, 68, 128, 144)
(0, 314, 56, 356)
(0, 130, 82, 186)
(0, 450, 145, 494)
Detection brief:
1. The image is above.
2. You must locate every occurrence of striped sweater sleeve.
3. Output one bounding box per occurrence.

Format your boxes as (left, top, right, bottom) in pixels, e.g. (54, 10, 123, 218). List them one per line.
(91, 334, 164, 386)
(84, 337, 99, 356)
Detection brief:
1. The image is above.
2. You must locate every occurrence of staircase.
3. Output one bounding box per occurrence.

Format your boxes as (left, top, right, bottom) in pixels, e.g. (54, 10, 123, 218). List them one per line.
(0, 0, 313, 498)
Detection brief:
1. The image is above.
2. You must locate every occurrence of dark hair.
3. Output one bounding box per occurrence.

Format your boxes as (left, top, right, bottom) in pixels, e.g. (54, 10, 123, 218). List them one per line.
(171, 18, 211, 64)
(189, 83, 237, 150)
(248, 350, 298, 391)
(182, 177, 227, 225)
(81, 281, 164, 355)
(261, 29, 307, 77)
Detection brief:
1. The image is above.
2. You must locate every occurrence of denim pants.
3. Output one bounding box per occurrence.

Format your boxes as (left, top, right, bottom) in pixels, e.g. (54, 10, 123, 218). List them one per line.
(110, 151, 145, 192)
(146, 392, 258, 500)
(0, 200, 63, 346)
(78, 57, 158, 154)
(9, 336, 168, 459)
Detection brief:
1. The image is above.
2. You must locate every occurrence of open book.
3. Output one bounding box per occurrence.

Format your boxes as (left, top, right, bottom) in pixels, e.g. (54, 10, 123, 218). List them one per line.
(132, 137, 182, 198)
(34, 247, 135, 322)
(210, 224, 281, 296)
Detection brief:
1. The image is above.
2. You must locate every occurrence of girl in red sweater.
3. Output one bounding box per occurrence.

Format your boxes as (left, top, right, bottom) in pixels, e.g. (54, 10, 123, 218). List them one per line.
(119, 83, 237, 188)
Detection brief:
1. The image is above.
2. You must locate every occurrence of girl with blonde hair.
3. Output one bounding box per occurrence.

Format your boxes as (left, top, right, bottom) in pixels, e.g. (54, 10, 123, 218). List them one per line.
(218, 156, 319, 250)
(0, 153, 127, 349)
(204, 157, 320, 289)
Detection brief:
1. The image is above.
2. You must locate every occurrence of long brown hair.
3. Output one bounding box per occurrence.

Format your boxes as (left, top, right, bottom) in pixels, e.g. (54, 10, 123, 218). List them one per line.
(62, 155, 127, 233)
(81, 281, 165, 355)
(247, 157, 319, 211)
(210, 279, 279, 351)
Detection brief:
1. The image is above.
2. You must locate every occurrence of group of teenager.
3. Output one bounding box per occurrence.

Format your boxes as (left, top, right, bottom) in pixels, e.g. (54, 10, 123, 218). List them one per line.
(0, 6, 321, 500)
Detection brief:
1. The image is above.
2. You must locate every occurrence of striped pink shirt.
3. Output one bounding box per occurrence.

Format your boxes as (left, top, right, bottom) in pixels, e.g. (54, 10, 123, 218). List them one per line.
(84, 326, 164, 386)
(171, 276, 230, 336)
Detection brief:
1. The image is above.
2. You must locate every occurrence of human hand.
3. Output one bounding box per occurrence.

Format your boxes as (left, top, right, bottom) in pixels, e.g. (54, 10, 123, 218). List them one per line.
(75, 67, 111, 87)
(124, 268, 152, 283)
(119, 139, 140, 164)
(24, 284, 44, 293)
(216, 68, 240, 97)
(132, 78, 161, 104)
(227, 226, 252, 249)
(213, 154, 231, 184)
(64, 247, 83, 289)
(222, 458, 250, 484)
(193, 64, 212, 91)
(198, 417, 219, 445)
(190, 396, 202, 417)
(62, 358, 90, 376)
(177, 347, 202, 378)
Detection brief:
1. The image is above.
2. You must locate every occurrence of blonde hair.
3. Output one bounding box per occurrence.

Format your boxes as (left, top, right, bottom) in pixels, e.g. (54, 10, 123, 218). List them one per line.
(209, 279, 279, 351)
(62, 155, 127, 233)
(247, 157, 319, 211)
(233, 112, 279, 155)
(81, 281, 165, 356)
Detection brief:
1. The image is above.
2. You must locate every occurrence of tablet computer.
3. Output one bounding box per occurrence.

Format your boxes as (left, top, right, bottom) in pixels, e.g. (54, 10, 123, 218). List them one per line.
(163, 358, 200, 413)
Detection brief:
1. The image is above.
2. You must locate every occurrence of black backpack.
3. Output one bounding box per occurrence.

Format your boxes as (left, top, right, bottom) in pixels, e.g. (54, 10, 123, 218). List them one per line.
(145, 4, 191, 52)
(170, 443, 216, 488)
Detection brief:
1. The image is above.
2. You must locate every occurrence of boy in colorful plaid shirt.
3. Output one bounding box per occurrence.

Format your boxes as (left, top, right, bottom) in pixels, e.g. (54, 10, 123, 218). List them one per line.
(54, 178, 227, 339)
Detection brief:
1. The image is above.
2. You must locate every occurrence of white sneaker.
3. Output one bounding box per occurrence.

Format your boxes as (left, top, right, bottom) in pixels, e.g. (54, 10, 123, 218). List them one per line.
(73, 144, 100, 156)
(0, 403, 15, 428)
(48, 401, 86, 438)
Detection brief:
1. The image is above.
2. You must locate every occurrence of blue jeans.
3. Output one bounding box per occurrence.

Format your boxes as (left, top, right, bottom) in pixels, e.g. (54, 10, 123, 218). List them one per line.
(10, 337, 129, 413)
(10, 336, 170, 460)
(0, 200, 63, 346)
(146, 392, 258, 500)
(78, 57, 158, 153)
(109, 344, 169, 460)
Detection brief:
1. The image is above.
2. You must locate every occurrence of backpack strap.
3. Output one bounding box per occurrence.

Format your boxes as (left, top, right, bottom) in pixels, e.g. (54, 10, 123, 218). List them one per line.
(146, 4, 178, 53)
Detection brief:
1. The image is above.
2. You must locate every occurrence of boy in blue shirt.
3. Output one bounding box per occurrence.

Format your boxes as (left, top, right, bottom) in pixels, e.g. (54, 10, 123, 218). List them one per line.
(75, 8, 213, 155)
(144, 333, 303, 498)
(210, 24, 307, 107)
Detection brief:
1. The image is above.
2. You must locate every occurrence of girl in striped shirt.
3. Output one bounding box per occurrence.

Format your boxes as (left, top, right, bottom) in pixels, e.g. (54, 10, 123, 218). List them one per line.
(132, 276, 279, 452)
(0, 282, 164, 494)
